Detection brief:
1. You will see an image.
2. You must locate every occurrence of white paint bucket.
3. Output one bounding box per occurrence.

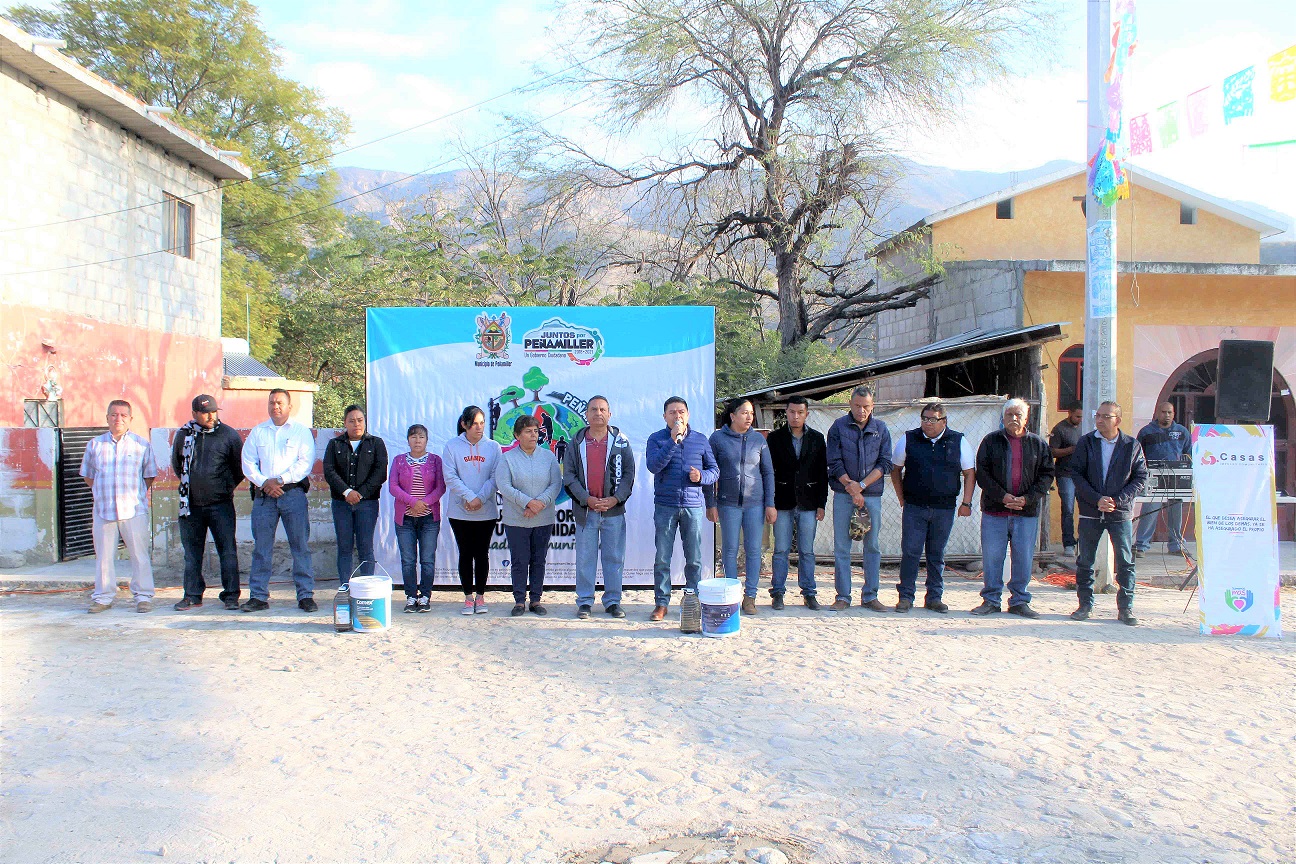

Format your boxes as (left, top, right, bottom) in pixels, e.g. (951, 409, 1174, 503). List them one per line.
(349, 576, 392, 632)
(698, 577, 742, 638)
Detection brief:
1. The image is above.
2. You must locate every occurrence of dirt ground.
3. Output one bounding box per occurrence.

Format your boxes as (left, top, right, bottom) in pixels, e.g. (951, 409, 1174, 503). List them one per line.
(2, 579, 1293, 864)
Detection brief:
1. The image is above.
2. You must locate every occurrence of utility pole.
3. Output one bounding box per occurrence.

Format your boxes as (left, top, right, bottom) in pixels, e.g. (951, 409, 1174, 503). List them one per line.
(1085, 0, 1118, 591)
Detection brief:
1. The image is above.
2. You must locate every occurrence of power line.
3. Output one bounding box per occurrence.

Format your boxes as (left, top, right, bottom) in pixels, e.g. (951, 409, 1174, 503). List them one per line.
(0, 97, 593, 278)
(0, 5, 708, 235)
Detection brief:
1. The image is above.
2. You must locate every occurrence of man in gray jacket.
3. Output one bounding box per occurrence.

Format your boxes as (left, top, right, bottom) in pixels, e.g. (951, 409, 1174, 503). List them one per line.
(564, 396, 636, 619)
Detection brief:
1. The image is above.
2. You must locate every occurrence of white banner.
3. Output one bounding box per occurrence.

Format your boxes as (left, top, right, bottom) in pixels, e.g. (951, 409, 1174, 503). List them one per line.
(1192, 424, 1282, 637)
(366, 307, 716, 588)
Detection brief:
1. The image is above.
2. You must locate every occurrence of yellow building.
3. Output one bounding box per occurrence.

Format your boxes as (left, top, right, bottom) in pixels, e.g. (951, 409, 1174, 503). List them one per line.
(873, 164, 1296, 537)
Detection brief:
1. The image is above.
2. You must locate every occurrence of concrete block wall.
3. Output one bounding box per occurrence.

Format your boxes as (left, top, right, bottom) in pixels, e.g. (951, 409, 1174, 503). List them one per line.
(0, 59, 223, 340)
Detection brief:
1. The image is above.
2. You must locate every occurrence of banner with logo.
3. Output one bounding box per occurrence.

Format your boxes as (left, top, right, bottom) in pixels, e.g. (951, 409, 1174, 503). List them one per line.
(1192, 424, 1282, 637)
(366, 307, 716, 588)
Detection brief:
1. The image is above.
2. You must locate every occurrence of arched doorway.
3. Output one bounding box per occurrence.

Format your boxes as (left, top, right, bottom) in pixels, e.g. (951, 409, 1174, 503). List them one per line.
(1156, 348, 1296, 539)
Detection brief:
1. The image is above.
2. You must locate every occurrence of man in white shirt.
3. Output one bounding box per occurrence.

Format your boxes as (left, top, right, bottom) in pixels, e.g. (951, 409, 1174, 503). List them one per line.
(240, 389, 318, 612)
(80, 400, 158, 613)
(889, 402, 976, 613)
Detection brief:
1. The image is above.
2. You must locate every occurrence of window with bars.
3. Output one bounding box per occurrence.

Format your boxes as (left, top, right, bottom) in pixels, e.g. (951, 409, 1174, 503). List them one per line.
(23, 399, 62, 427)
(1057, 344, 1084, 410)
(164, 193, 194, 258)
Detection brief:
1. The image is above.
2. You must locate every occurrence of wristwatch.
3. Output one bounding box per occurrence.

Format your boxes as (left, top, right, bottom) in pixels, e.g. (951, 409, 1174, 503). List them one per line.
(961, 500, 973, 507)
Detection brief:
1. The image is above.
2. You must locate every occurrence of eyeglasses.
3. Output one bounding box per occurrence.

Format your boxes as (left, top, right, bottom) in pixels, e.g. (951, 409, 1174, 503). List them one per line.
(920, 416, 946, 424)
(1096, 413, 1119, 420)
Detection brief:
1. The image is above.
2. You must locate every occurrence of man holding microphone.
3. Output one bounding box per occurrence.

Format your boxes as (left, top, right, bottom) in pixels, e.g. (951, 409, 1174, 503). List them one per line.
(645, 396, 719, 621)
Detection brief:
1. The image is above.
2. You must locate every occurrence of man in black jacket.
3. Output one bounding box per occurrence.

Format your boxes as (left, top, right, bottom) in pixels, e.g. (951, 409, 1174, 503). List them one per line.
(767, 396, 828, 610)
(323, 405, 389, 586)
(972, 398, 1055, 618)
(171, 394, 245, 610)
(1069, 400, 1148, 625)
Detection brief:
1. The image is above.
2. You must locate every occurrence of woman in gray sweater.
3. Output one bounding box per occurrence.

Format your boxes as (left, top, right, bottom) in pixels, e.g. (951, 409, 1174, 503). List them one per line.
(495, 414, 562, 616)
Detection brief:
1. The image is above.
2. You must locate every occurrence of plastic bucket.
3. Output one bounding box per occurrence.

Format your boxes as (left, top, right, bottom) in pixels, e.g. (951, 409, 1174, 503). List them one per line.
(349, 576, 392, 632)
(698, 577, 742, 638)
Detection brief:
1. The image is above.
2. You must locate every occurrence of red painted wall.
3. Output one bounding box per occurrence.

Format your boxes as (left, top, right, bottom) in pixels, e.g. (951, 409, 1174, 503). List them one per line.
(2, 303, 223, 432)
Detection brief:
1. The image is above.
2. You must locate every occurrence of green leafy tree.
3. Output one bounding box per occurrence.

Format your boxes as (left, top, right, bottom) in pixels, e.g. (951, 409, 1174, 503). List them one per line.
(522, 367, 550, 401)
(499, 386, 525, 408)
(7, 0, 350, 359)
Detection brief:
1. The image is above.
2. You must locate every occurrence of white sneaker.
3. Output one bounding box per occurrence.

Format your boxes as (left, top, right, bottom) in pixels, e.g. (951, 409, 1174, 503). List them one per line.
(461, 598, 475, 615)
(417, 596, 430, 613)
(404, 597, 418, 614)
(474, 594, 489, 614)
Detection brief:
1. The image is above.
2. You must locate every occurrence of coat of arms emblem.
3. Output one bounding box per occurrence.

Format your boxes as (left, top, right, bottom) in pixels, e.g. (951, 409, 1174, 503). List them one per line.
(475, 311, 511, 360)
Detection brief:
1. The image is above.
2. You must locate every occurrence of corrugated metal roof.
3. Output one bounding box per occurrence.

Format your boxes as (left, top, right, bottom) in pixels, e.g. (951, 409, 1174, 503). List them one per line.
(223, 354, 282, 378)
(740, 322, 1067, 402)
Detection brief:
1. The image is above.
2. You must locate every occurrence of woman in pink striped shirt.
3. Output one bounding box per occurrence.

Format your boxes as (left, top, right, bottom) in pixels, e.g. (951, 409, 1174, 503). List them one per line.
(389, 424, 446, 613)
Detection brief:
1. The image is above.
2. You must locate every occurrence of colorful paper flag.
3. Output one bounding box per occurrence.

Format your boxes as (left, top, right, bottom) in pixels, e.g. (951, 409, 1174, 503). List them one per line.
(1156, 102, 1180, 148)
(1269, 45, 1296, 103)
(1223, 66, 1255, 124)
(1186, 88, 1211, 137)
(1129, 113, 1153, 155)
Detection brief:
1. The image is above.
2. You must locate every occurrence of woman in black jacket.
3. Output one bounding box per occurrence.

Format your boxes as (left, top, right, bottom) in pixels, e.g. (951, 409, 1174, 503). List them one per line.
(323, 405, 388, 585)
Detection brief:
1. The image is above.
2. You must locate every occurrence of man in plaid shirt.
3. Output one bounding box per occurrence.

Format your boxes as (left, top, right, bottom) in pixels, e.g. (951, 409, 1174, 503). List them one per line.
(80, 400, 158, 613)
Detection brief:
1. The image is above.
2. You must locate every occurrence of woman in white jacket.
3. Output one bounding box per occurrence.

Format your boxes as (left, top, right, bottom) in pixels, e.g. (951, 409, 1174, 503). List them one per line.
(442, 405, 502, 615)
(495, 414, 562, 617)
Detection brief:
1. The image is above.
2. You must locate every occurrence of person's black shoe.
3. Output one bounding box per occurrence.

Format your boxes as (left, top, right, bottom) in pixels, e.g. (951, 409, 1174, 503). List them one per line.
(1007, 603, 1039, 619)
(923, 599, 949, 613)
(577, 605, 592, 620)
(240, 598, 269, 612)
(510, 603, 526, 616)
(223, 598, 240, 611)
(895, 598, 912, 613)
(1117, 609, 1139, 626)
(173, 597, 203, 611)
(1070, 604, 1092, 621)
(969, 601, 1001, 616)
(298, 598, 318, 613)
(605, 604, 626, 619)
(529, 603, 547, 616)
(803, 595, 821, 610)
(770, 594, 785, 610)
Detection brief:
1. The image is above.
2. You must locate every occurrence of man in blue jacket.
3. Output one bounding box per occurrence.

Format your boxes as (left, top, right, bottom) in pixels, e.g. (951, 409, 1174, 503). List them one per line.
(1134, 402, 1192, 556)
(645, 396, 719, 621)
(1070, 401, 1148, 625)
(825, 385, 893, 612)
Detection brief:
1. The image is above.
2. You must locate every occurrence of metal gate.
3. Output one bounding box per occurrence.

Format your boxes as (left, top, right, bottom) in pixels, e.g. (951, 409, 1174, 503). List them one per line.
(57, 427, 106, 561)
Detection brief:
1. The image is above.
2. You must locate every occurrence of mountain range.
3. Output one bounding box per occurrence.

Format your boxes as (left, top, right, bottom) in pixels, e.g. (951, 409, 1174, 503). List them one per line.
(329, 160, 1293, 255)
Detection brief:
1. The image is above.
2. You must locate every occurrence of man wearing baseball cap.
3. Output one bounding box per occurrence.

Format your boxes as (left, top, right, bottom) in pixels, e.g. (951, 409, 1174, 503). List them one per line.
(170, 394, 245, 610)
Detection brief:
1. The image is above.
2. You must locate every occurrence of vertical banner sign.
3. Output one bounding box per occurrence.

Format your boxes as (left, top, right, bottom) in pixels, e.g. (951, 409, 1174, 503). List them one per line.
(366, 307, 716, 588)
(1192, 425, 1282, 638)
(1086, 220, 1117, 319)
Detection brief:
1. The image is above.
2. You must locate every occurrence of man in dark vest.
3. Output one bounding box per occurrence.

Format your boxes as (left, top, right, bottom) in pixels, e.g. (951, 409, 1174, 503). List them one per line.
(889, 402, 976, 613)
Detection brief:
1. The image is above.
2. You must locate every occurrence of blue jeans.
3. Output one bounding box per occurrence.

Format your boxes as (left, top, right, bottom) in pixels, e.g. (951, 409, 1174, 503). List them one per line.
(772, 508, 819, 597)
(719, 505, 765, 598)
(1135, 500, 1185, 552)
(249, 487, 314, 601)
(395, 515, 439, 598)
(1076, 517, 1137, 610)
(833, 492, 882, 604)
(332, 498, 379, 584)
(178, 499, 240, 602)
(575, 511, 626, 608)
(504, 524, 553, 603)
(897, 504, 956, 603)
(979, 513, 1039, 607)
(1056, 476, 1076, 547)
(653, 504, 705, 607)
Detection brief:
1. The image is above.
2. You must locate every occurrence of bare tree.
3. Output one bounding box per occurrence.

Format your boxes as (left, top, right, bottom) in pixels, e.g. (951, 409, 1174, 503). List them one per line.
(548, 0, 1047, 347)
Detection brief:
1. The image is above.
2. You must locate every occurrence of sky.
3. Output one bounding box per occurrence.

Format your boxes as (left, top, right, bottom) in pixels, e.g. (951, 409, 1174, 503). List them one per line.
(255, 0, 1296, 231)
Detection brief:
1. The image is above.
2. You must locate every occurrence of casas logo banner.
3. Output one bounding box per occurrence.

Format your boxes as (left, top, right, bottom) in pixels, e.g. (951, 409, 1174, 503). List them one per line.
(523, 317, 605, 366)
(1225, 588, 1255, 613)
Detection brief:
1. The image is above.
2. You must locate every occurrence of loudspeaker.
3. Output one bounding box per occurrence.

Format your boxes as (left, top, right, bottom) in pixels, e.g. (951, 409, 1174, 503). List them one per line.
(1216, 340, 1273, 422)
